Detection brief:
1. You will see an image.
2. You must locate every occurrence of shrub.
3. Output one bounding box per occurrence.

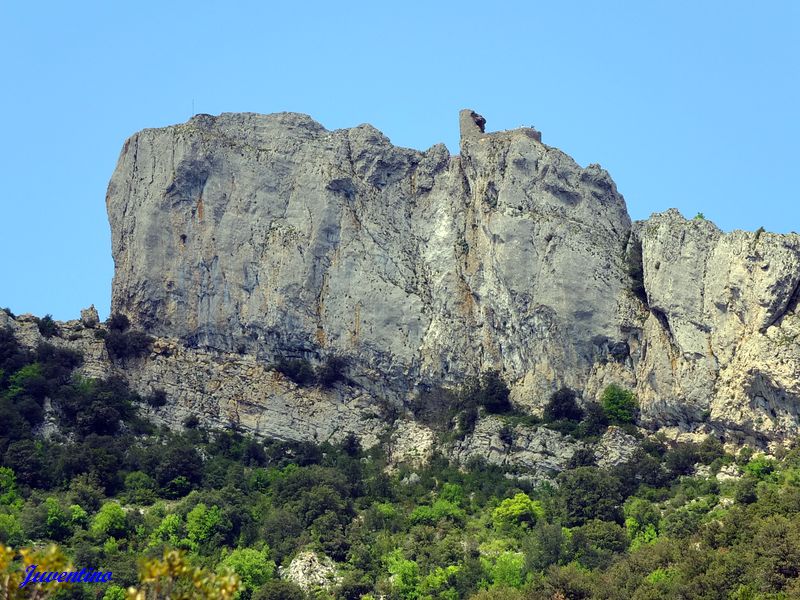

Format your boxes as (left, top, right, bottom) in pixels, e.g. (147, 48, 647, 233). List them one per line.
(253, 580, 305, 600)
(105, 329, 153, 361)
(743, 456, 776, 479)
(570, 519, 628, 570)
(600, 384, 638, 424)
(36, 315, 59, 338)
(696, 436, 726, 465)
(106, 313, 130, 332)
(499, 424, 514, 446)
(575, 402, 608, 439)
(474, 370, 511, 414)
(124, 471, 157, 505)
(316, 355, 348, 388)
(145, 389, 168, 408)
(664, 443, 700, 477)
(544, 387, 583, 422)
(275, 357, 315, 387)
(411, 384, 461, 430)
(409, 499, 466, 526)
(458, 404, 479, 438)
(567, 448, 597, 468)
(558, 467, 623, 526)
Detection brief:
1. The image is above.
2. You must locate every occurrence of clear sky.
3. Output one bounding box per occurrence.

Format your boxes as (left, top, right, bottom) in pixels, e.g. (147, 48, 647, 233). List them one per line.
(1, 1, 798, 321)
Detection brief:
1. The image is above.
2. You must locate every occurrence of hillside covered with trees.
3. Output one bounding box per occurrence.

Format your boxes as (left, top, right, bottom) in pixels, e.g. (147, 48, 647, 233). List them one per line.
(2, 322, 800, 599)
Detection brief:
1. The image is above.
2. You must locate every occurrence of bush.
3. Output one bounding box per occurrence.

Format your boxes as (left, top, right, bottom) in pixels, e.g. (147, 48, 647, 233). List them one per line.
(558, 467, 623, 526)
(574, 402, 608, 439)
(316, 355, 349, 388)
(275, 357, 315, 387)
(664, 443, 700, 477)
(253, 580, 305, 600)
(36, 315, 59, 338)
(473, 370, 511, 414)
(145, 389, 168, 408)
(105, 329, 153, 360)
(124, 471, 157, 505)
(544, 388, 584, 422)
(600, 384, 638, 424)
(106, 314, 130, 332)
(696, 436, 726, 465)
(570, 519, 629, 570)
(419, 499, 466, 525)
(411, 384, 460, 430)
(499, 424, 514, 446)
(567, 448, 597, 468)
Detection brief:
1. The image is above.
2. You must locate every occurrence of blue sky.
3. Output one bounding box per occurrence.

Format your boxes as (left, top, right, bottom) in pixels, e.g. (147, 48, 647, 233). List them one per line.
(1, 1, 798, 320)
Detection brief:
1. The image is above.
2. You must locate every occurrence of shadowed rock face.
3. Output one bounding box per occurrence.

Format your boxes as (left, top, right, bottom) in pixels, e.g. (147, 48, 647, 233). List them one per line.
(106, 110, 800, 445)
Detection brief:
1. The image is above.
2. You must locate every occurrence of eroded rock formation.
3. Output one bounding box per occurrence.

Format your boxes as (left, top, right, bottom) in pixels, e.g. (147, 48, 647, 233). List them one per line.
(9, 109, 799, 463)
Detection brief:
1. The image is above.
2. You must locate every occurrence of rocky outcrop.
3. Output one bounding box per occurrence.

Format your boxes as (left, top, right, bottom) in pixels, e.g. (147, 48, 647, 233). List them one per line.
(11, 108, 797, 455)
(102, 109, 800, 447)
(594, 426, 640, 469)
(106, 110, 631, 412)
(80, 305, 100, 328)
(279, 551, 340, 592)
(4, 314, 584, 474)
(636, 211, 800, 445)
(451, 416, 584, 479)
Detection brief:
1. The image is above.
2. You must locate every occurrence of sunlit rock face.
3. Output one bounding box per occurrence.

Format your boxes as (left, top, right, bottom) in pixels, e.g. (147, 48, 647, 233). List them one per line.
(105, 110, 800, 447)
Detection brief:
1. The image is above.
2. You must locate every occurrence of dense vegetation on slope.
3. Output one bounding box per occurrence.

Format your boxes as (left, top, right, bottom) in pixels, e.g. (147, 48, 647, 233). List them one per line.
(2, 325, 800, 599)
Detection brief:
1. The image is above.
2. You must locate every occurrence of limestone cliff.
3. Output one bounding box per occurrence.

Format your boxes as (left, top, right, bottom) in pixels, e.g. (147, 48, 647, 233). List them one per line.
(83, 109, 800, 450)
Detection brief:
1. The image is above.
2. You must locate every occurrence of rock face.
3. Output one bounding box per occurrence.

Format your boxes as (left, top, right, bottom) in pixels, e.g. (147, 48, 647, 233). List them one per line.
(636, 211, 800, 444)
(107, 110, 630, 404)
(100, 109, 800, 447)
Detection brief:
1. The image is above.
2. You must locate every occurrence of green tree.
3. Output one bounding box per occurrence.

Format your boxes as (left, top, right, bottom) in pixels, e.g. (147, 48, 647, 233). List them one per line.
(91, 502, 128, 538)
(0, 468, 19, 506)
(600, 384, 638, 424)
(419, 565, 460, 599)
(492, 493, 543, 531)
(522, 521, 569, 571)
(220, 547, 276, 593)
(491, 551, 525, 589)
(558, 467, 622, 526)
(186, 503, 228, 549)
(0, 514, 24, 546)
(409, 499, 465, 526)
(44, 497, 72, 541)
(570, 519, 629, 570)
(149, 513, 184, 548)
(253, 580, 305, 600)
(124, 471, 157, 504)
(384, 549, 420, 600)
(102, 585, 127, 600)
